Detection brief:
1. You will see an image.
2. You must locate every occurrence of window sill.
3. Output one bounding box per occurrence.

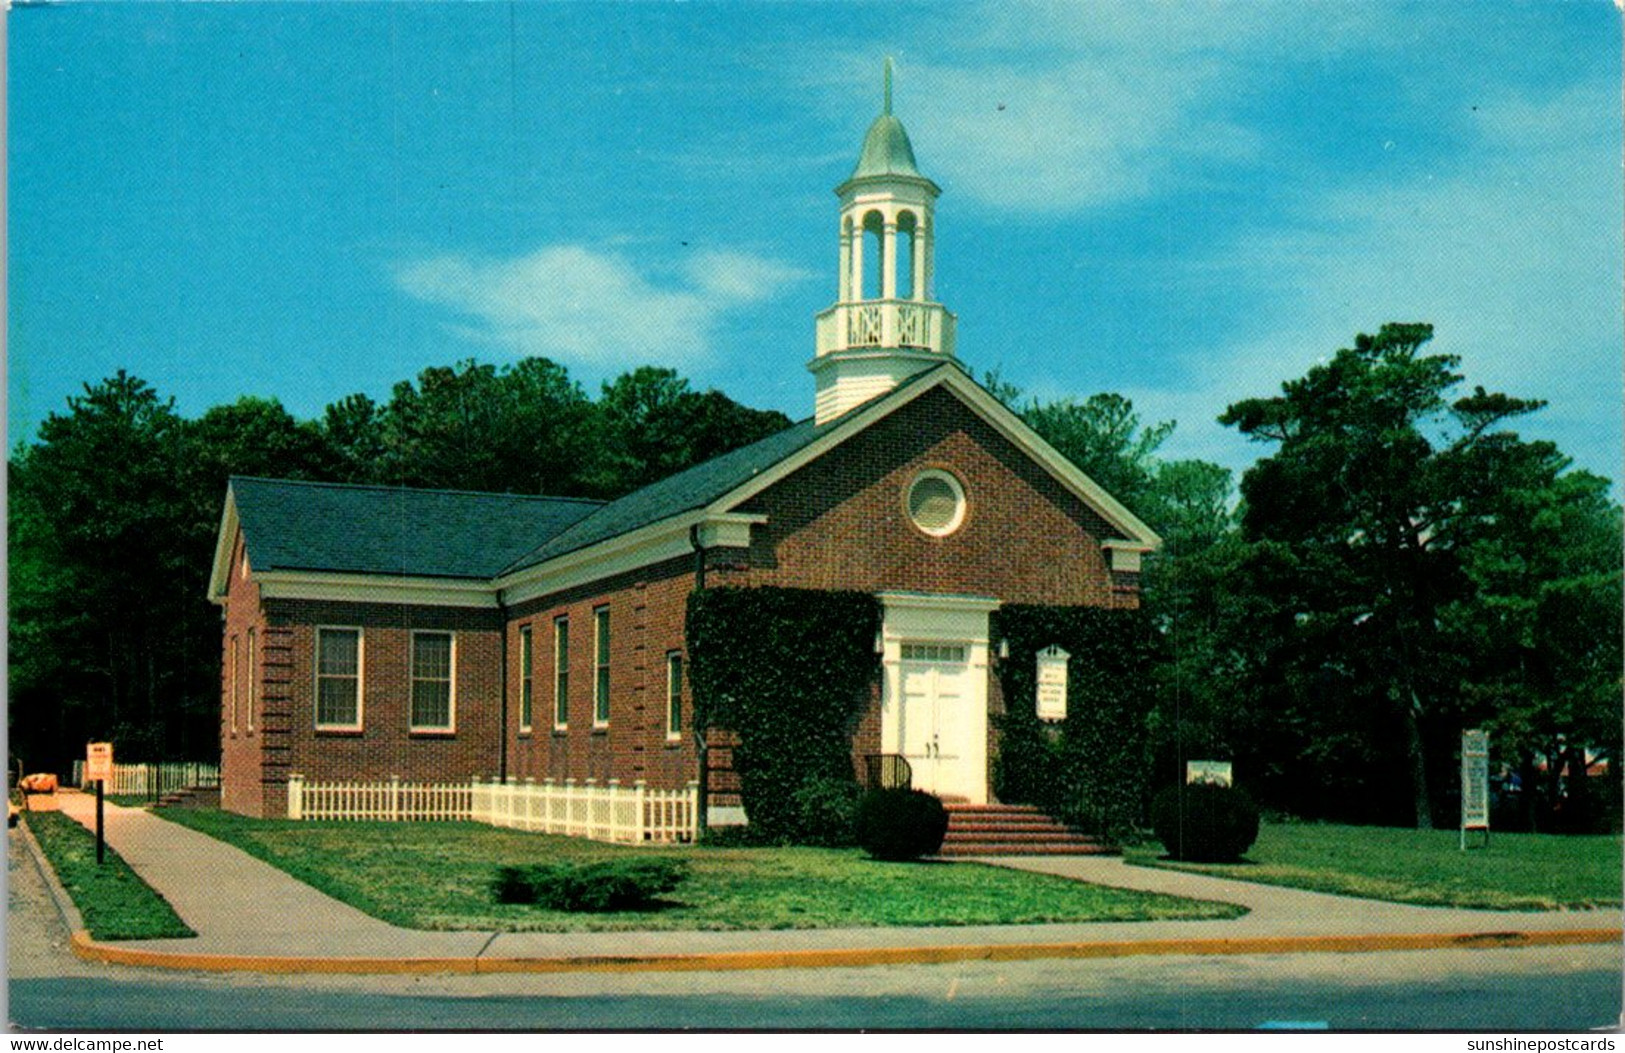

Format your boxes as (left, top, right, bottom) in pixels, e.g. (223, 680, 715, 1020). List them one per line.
(409, 729, 456, 738)
(315, 727, 364, 737)
(665, 736, 683, 748)
(591, 725, 609, 735)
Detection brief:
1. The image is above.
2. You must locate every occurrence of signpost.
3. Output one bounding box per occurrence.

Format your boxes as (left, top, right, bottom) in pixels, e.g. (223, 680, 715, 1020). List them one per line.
(1035, 646, 1069, 722)
(1461, 729, 1489, 850)
(86, 742, 112, 864)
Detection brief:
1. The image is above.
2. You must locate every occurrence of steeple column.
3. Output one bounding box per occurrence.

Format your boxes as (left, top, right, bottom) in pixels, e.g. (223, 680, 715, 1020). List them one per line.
(881, 219, 899, 301)
(838, 222, 854, 302)
(912, 222, 928, 302)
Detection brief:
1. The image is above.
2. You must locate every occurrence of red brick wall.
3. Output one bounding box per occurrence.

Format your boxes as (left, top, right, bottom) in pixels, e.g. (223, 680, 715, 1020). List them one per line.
(734, 386, 1135, 607)
(220, 531, 271, 816)
(505, 555, 701, 797)
(259, 598, 504, 803)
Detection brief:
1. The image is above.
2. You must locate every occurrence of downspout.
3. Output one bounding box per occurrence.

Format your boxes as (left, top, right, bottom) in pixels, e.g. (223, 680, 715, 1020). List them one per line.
(689, 524, 709, 837)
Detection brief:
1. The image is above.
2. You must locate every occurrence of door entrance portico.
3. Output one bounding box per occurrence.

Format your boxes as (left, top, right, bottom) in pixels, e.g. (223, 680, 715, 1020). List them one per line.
(877, 592, 998, 803)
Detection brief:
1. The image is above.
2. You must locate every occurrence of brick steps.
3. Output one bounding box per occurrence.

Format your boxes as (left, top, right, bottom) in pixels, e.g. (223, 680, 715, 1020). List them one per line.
(154, 786, 221, 810)
(937, 803, 1116, 857)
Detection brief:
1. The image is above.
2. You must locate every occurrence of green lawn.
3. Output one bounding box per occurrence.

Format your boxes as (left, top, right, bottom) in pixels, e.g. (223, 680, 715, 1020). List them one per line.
(1125, 822, 1623, 911)
(23, 810, 195, 940)
(160, 809, 1243, 932)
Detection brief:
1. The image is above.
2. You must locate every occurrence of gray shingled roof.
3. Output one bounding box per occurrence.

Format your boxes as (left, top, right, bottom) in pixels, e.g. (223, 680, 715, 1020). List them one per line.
(498, 416, 826, 574)
(231, 477, 604, 580)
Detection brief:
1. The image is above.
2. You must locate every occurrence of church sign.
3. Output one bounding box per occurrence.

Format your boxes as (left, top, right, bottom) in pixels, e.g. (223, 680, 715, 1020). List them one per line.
(1035, 646, 1069, 722)
(1186, 760, 1233, 787)
(1461, 729, 1490, 849)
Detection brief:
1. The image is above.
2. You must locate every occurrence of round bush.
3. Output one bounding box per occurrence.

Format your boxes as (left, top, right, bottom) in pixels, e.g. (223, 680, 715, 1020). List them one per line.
(855, 788, 949, 861)
(1151, 782, 1259, 862)
(791, 776, 861, 847)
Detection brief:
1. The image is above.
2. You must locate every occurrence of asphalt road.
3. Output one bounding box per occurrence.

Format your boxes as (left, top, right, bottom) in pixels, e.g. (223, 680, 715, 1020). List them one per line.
(9, 828, 1621, 1032)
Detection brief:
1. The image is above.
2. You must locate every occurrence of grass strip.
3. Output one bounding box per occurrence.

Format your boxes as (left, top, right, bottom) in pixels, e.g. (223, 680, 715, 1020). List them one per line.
(161, 809, 1244, 932)
(24, 810, 195, 940)
(1125, 822, 1623, 911)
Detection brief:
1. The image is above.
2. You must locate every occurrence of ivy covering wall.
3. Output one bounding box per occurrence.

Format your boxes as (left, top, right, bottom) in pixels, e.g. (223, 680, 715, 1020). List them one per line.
(991, 604, 1162, 839)
(685, 586, 881, 841)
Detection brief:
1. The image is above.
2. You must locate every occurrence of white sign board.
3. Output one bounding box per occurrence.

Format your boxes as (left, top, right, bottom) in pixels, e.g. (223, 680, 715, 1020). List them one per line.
(1186, 760, 1233, 787)
(1035, 645, 1069, 722)
(86, 742, 114, 783)
(1461, 729, 1490, 832)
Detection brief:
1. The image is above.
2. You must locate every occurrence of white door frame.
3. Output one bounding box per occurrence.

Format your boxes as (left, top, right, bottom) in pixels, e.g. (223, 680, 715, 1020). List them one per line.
(877, 592, 998, 804)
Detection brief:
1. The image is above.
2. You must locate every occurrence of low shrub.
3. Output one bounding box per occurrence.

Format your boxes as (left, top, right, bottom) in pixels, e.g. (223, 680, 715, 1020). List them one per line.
(1151, 782, 1260, 862)
(491, 858, 688, 911)
(792, 776, 861, 847)
(855, 788, 949, 861)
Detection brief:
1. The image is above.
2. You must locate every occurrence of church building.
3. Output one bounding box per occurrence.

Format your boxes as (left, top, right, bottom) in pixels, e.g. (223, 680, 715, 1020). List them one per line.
(207, 73, 1161, 822)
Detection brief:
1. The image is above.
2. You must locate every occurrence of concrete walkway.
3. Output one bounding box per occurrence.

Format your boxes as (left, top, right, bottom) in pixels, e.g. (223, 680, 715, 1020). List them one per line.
(43, 791, 1622, 973)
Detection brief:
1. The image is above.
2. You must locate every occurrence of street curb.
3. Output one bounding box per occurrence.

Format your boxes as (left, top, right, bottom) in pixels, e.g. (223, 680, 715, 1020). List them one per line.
(70, 925, 1623, 975)
(15, 811, 89, 936)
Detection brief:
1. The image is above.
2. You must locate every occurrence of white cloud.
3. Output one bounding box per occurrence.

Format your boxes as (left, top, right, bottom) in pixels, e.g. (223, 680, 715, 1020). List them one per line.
(804, 2, 1400, 215)
(396, 244, 811, 368)
(1128, 78, 1623, 481)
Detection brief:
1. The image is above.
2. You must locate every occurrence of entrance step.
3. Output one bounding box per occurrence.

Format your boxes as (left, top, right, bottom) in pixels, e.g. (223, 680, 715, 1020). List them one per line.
(153, 786, 221, 810)
(937, 802, 1117, 857)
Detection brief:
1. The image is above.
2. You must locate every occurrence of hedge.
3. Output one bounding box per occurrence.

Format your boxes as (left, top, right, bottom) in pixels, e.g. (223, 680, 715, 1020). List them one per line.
(686, 586, 881, 842)
(991, 604, 1162, 840)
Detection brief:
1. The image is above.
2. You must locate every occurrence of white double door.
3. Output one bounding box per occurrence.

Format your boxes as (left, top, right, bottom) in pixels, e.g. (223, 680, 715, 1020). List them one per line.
(897, 642, 974, 800)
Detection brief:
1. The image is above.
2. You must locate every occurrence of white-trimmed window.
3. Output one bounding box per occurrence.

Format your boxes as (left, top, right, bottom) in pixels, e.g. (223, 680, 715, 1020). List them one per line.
(906, 468, 967, 537)
(593, 606, 611, 727)
(411, 631, 455, 732)
(518, 624, 533, 733)
(229, 634, 240, 735)
(553, 615, 570, 730)
(246, 627, 257, 732)
(666, 652, 684, 742)
(315, 627, 363, 730)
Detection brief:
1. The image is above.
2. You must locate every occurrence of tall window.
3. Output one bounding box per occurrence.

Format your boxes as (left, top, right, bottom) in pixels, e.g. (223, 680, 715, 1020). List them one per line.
(666, 652, 684, 741)
(246, 627, 257, 732)
(315, 627, 362, 729)
(518, 624, 533, 732)
(229, 634, 239, 734)
(553, 615, 569, 729)
(593, 606, 611, 727)
(411, 631, 455, 731)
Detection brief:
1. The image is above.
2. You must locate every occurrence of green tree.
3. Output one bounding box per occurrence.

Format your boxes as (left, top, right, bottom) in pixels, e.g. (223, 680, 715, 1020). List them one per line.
(9, 373, 208, 766)
(375, 358, 600, 495)
(596, 367, 790, 495)
(1219, 323, 1619, 828)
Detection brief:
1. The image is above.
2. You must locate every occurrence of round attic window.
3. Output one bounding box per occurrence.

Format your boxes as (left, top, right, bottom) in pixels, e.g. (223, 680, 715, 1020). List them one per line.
(907, 469, 966, 537)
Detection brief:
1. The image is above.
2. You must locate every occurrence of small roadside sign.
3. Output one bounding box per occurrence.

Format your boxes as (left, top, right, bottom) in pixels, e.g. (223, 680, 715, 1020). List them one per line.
(1461, 729, 1490, 850)
(1186, 760, 1234, 787)
(86, 742, 113, 783)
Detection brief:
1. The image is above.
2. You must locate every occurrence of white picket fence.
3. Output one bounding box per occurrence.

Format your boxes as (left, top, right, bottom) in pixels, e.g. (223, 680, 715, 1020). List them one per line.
(286, 775, 473, 822)
(286, 774, 699, 844)
(73, 761, 220, 795)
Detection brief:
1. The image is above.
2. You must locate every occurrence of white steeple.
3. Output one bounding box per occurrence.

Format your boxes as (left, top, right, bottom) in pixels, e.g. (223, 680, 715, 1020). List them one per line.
(810, 60, 958, 425)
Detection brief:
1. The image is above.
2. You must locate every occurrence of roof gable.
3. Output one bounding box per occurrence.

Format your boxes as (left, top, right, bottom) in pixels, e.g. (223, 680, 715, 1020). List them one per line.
(227, 477, 603, 582)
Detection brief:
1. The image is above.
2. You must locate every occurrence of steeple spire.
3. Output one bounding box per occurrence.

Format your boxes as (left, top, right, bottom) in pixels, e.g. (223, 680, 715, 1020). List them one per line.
(810, 71, 957, 425)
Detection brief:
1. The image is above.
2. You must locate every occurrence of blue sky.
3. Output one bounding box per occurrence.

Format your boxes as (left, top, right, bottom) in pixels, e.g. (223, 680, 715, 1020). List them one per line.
(11, 2, 1622, 487)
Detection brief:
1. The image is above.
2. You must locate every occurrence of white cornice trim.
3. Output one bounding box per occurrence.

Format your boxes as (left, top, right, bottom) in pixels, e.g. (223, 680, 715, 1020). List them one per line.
(256, 572, 500, 609)
(206, 490, 241, 604)
(494, 512, 766, 608)
(877, 591, 1001, 615)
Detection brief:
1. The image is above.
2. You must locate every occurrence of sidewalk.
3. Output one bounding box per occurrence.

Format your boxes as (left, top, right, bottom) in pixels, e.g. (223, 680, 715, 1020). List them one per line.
(43, 791, 1622, 974)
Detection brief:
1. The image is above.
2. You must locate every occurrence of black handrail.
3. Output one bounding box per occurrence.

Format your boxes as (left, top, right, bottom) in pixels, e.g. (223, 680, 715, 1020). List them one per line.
(863, 754, 912, 791)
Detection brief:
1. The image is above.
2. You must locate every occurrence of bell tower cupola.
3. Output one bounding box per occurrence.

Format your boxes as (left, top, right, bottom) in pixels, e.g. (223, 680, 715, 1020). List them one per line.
(811, 59, 958, 425)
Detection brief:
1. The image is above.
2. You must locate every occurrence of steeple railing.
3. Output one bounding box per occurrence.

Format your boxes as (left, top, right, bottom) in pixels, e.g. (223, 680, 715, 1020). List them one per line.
(815, 299, 956, 358)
